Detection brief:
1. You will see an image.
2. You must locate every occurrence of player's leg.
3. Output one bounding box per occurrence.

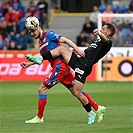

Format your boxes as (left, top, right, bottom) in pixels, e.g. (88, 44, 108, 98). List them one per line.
(81, 90, 98, 110)
(50, 46, 72, 64)
(74, 80, 96, 124)
(82, 90, 106, 123)
(61, 72, 96, 124)
(25, 68, 60, 124)
(26, 46, 72, 65)
(25, 84, 48, 123)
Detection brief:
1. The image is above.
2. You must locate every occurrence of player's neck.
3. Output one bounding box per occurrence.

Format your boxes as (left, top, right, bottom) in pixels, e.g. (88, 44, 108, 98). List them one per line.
(40, 30, 44, 39)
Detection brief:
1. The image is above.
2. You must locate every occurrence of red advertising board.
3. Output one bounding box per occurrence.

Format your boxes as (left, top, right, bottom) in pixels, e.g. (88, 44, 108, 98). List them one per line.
(0, 51, 97, 81)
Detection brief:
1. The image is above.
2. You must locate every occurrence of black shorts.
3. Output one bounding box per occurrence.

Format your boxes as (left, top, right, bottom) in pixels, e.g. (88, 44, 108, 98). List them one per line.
(68, 52, 92, 84)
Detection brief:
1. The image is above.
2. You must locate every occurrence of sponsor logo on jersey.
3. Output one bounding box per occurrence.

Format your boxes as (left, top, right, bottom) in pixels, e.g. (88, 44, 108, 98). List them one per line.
(39, 42, 48, 50)
(89, 43, 97, 48)
(77, 74, 82, 79)
(75, 68, 84, 75)
(54, 33, 60, 39)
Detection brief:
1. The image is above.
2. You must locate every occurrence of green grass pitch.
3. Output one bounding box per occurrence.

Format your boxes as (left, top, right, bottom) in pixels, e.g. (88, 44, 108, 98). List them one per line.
(0, 81, 132, 133)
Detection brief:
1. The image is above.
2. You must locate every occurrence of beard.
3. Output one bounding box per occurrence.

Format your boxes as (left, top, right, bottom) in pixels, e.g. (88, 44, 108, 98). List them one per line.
(34, 32, 41, 39)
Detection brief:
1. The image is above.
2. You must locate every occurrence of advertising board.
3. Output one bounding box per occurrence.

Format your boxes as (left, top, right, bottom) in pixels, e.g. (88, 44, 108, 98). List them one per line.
(0, 51, 97, 81)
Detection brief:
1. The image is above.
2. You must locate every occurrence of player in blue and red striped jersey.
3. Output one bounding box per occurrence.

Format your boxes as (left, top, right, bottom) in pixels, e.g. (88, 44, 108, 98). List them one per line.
(20, 16, 104, 124)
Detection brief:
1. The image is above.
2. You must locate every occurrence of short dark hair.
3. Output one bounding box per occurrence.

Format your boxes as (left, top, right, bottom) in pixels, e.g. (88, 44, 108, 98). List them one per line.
(105, 23, 116, 37)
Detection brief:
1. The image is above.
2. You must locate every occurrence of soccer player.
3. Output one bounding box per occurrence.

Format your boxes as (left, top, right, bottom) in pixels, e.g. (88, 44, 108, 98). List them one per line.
(22, 16, 105, 124)
(27, 22, 115, 123)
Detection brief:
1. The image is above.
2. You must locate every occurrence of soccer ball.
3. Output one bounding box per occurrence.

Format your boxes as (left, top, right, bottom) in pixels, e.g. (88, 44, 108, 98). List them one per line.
(25, 16, 39, 30)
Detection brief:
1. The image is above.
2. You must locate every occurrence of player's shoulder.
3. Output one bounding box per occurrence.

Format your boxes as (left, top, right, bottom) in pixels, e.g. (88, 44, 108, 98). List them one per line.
(106, 39, 113, 45)
(99, 38, 112, 45)
(47, 30, 55, 35)
(47, 30, 59, 37)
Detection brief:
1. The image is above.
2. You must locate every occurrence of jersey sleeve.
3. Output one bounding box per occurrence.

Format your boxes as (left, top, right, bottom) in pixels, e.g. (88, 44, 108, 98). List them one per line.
(48, 31, 62, 42)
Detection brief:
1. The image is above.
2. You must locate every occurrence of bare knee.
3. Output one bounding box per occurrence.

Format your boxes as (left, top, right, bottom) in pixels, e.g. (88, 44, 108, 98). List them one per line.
(57, 46, 67, 54)
(38, 84, 48, 94)
(51, 45, 66, 58)
(72, 90, 81, 98)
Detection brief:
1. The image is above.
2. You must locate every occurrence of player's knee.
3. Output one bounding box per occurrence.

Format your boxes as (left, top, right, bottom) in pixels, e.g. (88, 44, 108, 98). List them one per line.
(38, 84, 48, 94)
(73, 90, 81, 98)
(38, 87, 43, 93)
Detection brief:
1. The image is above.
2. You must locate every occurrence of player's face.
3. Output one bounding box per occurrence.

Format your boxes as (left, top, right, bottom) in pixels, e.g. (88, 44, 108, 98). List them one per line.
(28, 27, 40, 39)
(100, 25, 111, 38)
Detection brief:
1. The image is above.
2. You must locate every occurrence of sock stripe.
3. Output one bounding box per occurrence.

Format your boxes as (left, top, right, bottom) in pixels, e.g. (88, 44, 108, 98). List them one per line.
(82, 90, 85, 95)
(39, 94, 47, 100)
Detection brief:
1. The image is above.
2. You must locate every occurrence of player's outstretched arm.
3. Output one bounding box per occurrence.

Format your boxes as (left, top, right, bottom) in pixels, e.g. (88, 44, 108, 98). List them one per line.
(20, 62, 35, 68)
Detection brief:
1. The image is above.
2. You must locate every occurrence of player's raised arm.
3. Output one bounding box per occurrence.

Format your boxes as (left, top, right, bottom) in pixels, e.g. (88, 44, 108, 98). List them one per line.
(93, 23, 115, 43)
(93, 29, 108, 42)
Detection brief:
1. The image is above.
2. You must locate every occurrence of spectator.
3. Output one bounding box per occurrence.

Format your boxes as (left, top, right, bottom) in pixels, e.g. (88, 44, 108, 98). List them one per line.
(129, 0, 133, 11)
(89, 6, 100, 28)
(19, 12, 30, 31)
(16, 29, 31, 50)
(88, 33, 96, 44)
(1, 0, 12, 16)
(76, 31, 89, 47)
(8, 41, 17, 50)
(102, 5, 114, 24)
(123, 9, 133, 27)
(11, 0, 25, 19)
(27, 1, 37, 16)
(0, 20, 8, 39)
(9, 30, 17, 45)
(36, 0, 48, 28)
(3, 36, 10, 50)
(33, 8, 40, 20)
(112, 32, 122, 47)
(0, 34, 3, 49)
(120, 24, 132, 45)
(124, 34, 133, 47)
(82, 17, 95, 35)
(4, 6, 20, 33)
(113, 10, 123, 30)
(0, 7, 4, 27)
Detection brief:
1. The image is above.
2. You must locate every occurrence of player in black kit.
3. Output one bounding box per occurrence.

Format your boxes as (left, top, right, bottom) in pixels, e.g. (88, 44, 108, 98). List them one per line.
(26, 23, 115, 124)
(35, 23, 115, 84)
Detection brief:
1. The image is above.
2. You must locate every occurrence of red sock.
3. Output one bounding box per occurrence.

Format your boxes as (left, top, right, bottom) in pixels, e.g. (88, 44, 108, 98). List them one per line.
(37, 94, 47, 118)
(82, 90, 98, 110)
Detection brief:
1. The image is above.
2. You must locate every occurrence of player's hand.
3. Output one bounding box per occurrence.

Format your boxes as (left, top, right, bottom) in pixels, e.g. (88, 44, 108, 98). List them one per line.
(73, 48, 85, 57)
(93, 29, 99, 35)
(20, 62, 31, 68)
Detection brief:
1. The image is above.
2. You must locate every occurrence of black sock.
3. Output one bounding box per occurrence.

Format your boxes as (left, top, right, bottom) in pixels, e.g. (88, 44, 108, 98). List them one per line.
(83, 103, 91, 112)
(41, 52, 53, 60)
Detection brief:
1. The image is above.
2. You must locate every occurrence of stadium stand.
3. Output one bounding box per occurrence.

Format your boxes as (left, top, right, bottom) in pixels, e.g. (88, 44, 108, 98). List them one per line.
(0, 0, 133, 50)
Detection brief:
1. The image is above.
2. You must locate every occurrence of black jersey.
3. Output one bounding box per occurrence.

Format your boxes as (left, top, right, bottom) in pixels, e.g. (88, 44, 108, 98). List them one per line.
(84, 38, 112, 67)
(68, 37, 112, 83)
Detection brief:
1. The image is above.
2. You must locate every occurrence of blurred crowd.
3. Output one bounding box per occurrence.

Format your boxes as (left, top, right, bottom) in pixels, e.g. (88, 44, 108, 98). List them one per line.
(0, 0, 133, 50)
(76, 0, 133, 47)
(0, 0, 48, 50)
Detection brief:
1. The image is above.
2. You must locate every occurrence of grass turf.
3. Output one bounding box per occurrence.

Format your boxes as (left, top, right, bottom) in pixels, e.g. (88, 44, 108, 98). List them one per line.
(0, 81, 132, 133)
